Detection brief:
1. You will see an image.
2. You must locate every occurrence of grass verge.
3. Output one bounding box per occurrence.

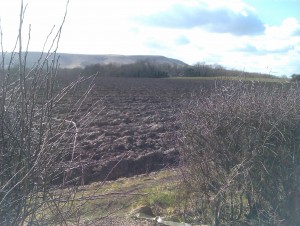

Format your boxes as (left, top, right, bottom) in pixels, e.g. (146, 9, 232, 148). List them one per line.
(169, 76, 289, 83)
(55, 169, 181, 224)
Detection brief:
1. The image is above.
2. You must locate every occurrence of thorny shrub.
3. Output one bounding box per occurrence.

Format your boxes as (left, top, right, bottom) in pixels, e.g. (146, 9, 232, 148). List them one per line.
(0, 1, 101, 225)
(178, 81, 300, 226)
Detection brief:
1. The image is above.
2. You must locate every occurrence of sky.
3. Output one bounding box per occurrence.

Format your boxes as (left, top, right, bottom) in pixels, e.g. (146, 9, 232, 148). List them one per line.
(0, 0, 299, 76)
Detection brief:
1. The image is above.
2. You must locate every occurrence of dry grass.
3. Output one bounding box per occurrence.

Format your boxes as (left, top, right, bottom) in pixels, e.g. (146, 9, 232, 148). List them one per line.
(170, 76, 289, 83)
(47, 169, 180, 224)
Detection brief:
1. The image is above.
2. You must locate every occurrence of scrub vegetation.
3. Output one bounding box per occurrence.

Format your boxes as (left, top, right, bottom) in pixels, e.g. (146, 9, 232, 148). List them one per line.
(0, 1, 299, 226)
(178, 81, 300, 225)
(0, 1, 101, 224)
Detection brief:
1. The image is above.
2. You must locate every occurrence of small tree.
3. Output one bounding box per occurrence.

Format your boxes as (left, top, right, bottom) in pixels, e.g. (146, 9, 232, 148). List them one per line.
(178, 81, 300, 225)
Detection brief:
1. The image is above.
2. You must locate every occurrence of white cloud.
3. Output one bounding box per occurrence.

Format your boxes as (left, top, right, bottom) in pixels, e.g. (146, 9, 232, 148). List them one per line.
(0, 0, 299, 75)
(266, 17, 300, 37)
(137, 0, 264, 36)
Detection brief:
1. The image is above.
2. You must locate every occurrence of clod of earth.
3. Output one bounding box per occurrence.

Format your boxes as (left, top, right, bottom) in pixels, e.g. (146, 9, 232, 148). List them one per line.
(55, 77, 214, 184)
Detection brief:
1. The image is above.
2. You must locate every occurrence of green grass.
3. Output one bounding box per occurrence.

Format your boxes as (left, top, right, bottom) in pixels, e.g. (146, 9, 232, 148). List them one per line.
(169, 76, 289, 83)
(53, 169, 181, 224)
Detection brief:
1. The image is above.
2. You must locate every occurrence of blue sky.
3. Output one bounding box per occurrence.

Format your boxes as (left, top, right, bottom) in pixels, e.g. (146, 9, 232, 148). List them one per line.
(244, 0, 300, 26)
(0, 0, 299, 76)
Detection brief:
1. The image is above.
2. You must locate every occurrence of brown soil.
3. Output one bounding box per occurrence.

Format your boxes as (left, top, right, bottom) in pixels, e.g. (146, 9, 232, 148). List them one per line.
(55, 76, 212, 184)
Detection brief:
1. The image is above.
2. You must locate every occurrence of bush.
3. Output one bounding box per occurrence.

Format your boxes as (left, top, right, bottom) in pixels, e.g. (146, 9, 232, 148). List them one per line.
(178, 81, 300, 225)
(0, 1, 99, 224)
(291, 74, 300, 82)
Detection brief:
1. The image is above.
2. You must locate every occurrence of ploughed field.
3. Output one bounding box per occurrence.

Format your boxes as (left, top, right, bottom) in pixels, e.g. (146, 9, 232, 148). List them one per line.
(55, 76, 213, 184)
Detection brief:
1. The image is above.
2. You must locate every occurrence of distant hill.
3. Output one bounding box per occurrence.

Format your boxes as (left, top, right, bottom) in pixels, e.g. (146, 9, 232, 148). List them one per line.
(3, 52, 188, 68)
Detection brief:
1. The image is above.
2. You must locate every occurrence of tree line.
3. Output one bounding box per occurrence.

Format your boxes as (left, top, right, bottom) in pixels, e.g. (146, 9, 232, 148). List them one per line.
(57, 60, 279, 79)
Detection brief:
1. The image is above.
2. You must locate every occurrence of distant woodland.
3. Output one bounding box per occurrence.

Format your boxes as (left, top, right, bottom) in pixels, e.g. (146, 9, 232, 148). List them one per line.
(58, 60, 280, 79)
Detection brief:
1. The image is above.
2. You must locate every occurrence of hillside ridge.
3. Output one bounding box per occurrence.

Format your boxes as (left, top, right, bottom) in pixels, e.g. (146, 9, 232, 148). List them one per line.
(4, 52, 188, 68)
